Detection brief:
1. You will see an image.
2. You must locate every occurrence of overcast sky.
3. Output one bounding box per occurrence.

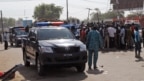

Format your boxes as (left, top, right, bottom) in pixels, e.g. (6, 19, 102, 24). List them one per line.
(0, 0, 110, 20)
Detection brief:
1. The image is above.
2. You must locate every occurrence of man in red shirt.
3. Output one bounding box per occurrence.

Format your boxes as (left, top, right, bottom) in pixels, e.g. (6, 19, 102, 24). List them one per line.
(80, 27, 86, 43)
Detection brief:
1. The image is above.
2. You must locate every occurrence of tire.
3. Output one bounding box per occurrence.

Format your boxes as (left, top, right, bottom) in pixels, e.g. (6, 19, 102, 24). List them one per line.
(15, 42, 18, 47)
(76, 63, 85, 72)
(15, 40, 19, 47)
(10, 43, 13, 46)
(23, 50, 30, 67)
(36, 57, 46, 76)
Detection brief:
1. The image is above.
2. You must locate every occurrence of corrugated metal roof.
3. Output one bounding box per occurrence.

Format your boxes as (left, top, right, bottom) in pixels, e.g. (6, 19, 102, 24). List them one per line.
(111, 0, 143, 10)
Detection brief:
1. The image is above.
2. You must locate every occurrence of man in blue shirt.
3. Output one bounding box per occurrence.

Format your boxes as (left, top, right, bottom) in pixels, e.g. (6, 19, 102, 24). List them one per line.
(134, 27, 141, 58)
(86, 26, 103, 70)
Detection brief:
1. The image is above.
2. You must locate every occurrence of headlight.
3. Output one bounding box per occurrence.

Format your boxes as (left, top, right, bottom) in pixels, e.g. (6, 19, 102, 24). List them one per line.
(40, 46, 53, 53)
(80, 45, 86, 51)
(17, 37, 21, 39)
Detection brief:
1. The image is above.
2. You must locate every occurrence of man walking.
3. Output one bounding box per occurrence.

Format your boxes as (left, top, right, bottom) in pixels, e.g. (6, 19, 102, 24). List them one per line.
(86, 26, 103, 70)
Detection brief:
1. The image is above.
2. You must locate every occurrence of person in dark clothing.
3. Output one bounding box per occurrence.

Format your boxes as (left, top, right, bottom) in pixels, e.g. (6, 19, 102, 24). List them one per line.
(71, 26, 76, 35)
(142, 28, 144, 47)
(86, 26, 103, 70)
(0, 33, 2, 44)
(120, 26, 126, 50)
(3, 32, 8, 50)
(25, 26, 30, 33)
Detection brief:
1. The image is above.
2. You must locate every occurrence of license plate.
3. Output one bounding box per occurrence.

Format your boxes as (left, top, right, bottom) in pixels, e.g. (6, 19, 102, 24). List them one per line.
(64, 54, 72, 57)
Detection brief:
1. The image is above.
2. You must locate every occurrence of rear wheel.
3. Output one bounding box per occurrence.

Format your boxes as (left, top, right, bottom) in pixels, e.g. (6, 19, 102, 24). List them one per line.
(23, 50, 30, 67)
(15, 43, 18, 47)
(10, 42, 13, 46)
(36, 57, 46, 76)
(76, 63, 85, 72)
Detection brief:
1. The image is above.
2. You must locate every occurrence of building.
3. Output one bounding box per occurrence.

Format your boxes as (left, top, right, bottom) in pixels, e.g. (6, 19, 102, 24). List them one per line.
(110, 0, 143, 10)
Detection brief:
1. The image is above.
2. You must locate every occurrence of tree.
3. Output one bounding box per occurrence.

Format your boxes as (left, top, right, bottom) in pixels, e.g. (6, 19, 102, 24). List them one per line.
(2, 17, 16, 27)
(90, 10, 124, 22)
(17, 18, 23, 22)
(127, 10, 144, 18)
(90, 8, 102, 22)
(68, 17, 80, 24)
(102, 10, 124, 19)
(8, 18, 16, 26)
(33, 3, 63, 20)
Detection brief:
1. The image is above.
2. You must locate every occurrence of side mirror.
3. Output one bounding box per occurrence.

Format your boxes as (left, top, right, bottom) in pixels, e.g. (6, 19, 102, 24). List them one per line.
(30, 37, 36, 41)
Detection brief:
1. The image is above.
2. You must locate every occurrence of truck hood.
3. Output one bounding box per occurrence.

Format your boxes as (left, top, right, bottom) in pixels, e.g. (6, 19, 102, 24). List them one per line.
(39, 39, 84, 47)
(16, 35, 28, 38)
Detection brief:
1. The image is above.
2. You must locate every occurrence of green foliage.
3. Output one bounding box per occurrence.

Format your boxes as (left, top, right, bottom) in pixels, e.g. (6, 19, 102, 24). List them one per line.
(102, 11, 118, 19)
(68, 17, 80, 24)
(90, 8, 102, 22)
(127, 11, 144, 18)
(33, 3, 63, 20)
(90, 10, 124, 21)
(2, 17, 16, 27)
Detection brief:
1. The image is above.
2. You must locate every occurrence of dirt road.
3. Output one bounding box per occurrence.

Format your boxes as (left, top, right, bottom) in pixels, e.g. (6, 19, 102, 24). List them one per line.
(0, 43, 144, 81)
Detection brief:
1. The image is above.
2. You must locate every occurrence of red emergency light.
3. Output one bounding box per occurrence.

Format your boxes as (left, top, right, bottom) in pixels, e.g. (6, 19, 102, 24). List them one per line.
(36, 22, 64, 26)
(51, 22, 64, 26)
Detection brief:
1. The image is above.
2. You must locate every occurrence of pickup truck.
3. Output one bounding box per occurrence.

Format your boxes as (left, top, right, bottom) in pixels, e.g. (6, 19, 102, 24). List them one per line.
(9, 26, 28, 47)
(22, 25, 87, 76)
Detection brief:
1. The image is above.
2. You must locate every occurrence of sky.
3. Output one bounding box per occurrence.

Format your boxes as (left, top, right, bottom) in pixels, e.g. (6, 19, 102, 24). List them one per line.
(0, 0, 111, 20)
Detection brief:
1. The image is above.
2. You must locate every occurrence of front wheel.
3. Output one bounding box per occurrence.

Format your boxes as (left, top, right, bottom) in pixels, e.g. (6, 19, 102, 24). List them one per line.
(10, 42, 13, 46)
(36, 57, 46, 76)
(15, 42, 18, 47)
(76, 63, 85, 72)
(23, 50, 30, 67)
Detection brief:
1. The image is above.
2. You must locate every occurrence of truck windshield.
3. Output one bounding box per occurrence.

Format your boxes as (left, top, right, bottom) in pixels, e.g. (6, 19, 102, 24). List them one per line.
(37, 28, 75, 40)
(16, 30, 27, 35)
(14, 28, 27, 35)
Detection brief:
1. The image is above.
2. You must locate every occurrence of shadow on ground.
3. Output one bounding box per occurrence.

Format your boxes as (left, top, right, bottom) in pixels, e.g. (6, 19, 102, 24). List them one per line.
(135, 57, 144, 62)
(100, 48, 134, 54)
(86, 69, 104, 75)
(17, 65, 88, 81)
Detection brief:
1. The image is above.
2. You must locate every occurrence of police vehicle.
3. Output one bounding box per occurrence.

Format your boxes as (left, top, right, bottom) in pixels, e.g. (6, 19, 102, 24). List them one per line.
(9, 26, 28, 47)
(22, 22, 87, 76)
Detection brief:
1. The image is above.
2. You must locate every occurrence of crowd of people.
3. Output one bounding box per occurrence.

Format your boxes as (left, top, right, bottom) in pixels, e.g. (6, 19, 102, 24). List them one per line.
(69, 22, 144, 70)
(71, 22, 144, 50)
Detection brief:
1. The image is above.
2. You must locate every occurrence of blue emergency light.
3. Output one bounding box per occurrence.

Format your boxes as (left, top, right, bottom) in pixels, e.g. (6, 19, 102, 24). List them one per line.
(36, 22, 51, 26)
(35, 22, 64, 27)
(60, 24, 74, 29)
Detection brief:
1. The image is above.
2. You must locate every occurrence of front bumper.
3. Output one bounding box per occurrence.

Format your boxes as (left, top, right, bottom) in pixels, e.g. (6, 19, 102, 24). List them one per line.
(39, 51, 87, 66)
(16, 39, 22, 44)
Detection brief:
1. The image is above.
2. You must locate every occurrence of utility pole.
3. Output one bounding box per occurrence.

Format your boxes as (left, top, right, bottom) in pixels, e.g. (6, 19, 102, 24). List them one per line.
(86, 8, 92, 22)
(96, 12, 99, 23)
(95, 8, 100, 23)
(115, 0, 119, 20)
(0, 10, 4, 37)
(66, 0, 69, 22)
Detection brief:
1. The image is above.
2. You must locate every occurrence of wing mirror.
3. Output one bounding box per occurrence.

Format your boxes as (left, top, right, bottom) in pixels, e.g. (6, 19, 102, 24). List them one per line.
(30, 37, 36, 41)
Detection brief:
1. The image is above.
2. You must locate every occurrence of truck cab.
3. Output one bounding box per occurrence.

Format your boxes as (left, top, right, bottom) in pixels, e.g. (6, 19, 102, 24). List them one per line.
(9, 26, 28, 47)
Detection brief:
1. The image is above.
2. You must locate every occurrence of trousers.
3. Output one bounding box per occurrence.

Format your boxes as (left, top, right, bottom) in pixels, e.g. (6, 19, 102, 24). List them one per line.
(88, 50, 98, 67)
(4, 41, 8, 50)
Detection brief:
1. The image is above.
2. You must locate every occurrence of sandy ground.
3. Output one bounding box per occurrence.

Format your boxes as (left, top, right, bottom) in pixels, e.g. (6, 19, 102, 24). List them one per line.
(0, 43, 144, 81)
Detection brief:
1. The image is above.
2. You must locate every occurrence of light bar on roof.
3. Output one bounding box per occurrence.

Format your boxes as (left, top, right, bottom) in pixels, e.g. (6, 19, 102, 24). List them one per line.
(36, 22, 51, 26)
(51, 22, 64, 26)
(35, 22, 64, 27)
